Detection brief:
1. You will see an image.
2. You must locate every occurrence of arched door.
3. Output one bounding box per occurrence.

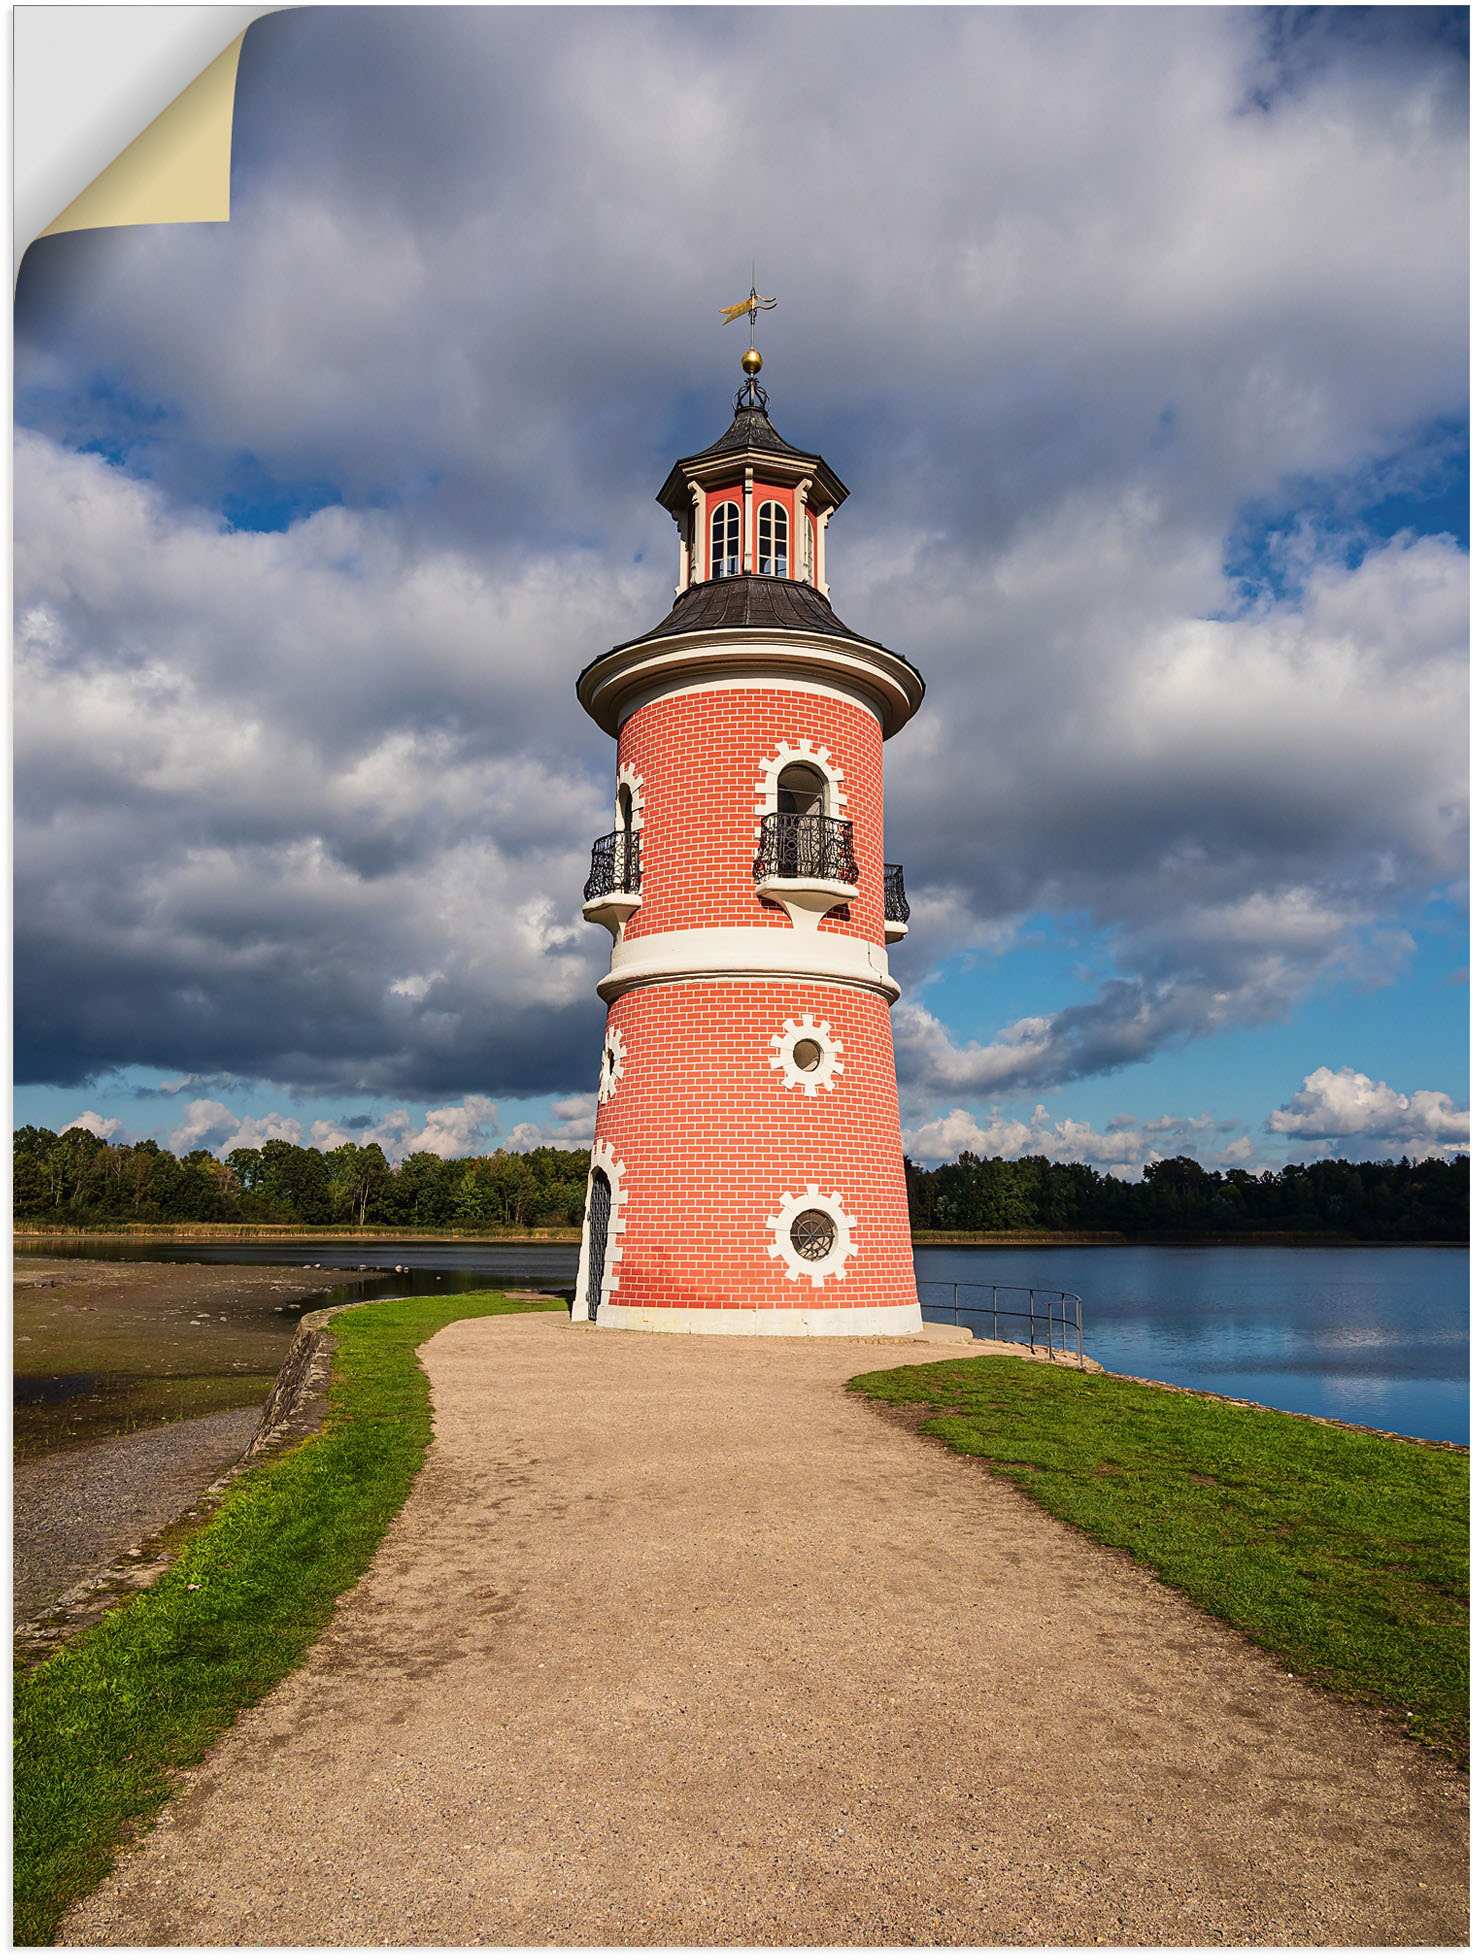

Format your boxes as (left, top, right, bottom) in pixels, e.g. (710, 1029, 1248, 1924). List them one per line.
(614, 785, 635, 891)
(775, 763, 827, 877)
(585, 1169, 612, 1322)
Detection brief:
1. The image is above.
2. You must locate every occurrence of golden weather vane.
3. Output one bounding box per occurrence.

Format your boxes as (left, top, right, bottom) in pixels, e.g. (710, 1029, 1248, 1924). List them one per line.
(720, 275, 777, 402)
(719, 285, 777, 332)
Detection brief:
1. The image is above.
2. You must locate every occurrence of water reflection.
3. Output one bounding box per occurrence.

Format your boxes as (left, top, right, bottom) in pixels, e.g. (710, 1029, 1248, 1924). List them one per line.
(21, 1237, 1467, 1443)
(916, 1244, 1468, 1444)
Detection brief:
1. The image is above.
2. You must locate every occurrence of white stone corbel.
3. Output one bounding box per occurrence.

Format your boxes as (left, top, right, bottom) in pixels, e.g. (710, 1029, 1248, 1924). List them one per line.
(674, 508, 690, 596)
(793, 476, 811, 582)
(689, 483, 706, 583)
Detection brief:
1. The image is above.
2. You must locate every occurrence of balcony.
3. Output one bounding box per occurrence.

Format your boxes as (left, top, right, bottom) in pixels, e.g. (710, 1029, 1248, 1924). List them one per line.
(753, 812, 858, 928)
(582, 829, 642, 935)
(883, 862, 910, 944)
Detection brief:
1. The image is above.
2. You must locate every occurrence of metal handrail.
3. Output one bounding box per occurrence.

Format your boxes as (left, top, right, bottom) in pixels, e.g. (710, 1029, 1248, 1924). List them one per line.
(918, 1279, 1086, 1368)
(884, 863, 910, 923)
(753, 811, 859, 886)
(583, 829, 641, 902)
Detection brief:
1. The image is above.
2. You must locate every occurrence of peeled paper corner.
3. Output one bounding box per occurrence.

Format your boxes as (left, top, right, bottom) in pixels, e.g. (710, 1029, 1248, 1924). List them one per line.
(39, 30, 248, 240)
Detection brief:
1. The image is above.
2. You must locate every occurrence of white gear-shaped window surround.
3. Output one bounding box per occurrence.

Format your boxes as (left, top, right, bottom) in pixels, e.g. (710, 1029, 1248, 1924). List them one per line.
(598, 1026, 627, 1104)
(766, 1185, 857, 1288)
(752, 739, 846, 841)
(769, 1015, 843, 1096)
(614, 766, 645, 829)
(573, 1138, 628, 1322)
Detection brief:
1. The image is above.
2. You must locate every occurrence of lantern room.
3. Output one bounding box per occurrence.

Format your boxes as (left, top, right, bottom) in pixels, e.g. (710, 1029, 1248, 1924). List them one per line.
(656, 379, 849, 599)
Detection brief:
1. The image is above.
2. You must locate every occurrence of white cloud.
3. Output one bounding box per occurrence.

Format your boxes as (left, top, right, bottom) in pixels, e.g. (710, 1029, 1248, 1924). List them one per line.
(13, 8, 1465, 1130)
(1268, 1066, 1469, 1156)
(14, 435, 621, 1098)
(901, 1103, 1247, 1179)
(395, 1096, 501, 1159)
(169, 1100, 307, 1154)
(61, 1109, 127, 1142)
(503, 1095, 598, 1152)
(164, 1094, 509, 1164)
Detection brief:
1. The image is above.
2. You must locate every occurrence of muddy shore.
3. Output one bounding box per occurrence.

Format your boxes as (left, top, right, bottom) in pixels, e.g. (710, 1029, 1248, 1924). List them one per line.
(12, 1257, 347, 1637)
(13, 1257, 327, 1460)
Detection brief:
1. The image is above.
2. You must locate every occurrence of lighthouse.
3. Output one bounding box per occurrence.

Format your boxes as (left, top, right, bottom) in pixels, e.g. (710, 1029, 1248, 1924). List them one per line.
(572, 321, 925, 1334)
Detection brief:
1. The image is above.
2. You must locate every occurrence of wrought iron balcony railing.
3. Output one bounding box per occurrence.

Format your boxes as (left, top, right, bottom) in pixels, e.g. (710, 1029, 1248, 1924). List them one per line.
(883, 863, 910, 924)
(583, 829, 641, 902)
(753, 812, 859, 887)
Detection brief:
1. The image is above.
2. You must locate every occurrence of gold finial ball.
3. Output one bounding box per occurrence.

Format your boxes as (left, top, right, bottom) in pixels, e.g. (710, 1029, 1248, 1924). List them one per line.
(741, 347, 763, 376)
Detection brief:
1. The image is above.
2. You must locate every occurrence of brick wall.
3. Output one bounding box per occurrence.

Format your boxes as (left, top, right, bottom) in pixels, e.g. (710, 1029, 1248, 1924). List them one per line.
(591, 978, 917, 1315)
(617, 686, 888, 945)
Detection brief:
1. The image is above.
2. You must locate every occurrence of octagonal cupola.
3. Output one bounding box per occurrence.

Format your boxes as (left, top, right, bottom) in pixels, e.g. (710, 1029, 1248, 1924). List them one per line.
(657, 366, 849, 599)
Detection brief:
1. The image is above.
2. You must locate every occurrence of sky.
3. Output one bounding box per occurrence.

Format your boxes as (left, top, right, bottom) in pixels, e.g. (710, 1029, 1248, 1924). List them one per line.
(13, 4, 1469, 1177)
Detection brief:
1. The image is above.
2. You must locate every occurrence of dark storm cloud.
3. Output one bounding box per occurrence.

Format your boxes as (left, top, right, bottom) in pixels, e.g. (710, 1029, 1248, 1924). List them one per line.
(14, 7, 1468, 1105)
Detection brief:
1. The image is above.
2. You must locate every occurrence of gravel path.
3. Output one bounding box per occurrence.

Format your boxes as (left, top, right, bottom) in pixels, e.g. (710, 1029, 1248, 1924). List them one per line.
(14, 1407, 264, 1626)
(61, 1314, 1466, 1947)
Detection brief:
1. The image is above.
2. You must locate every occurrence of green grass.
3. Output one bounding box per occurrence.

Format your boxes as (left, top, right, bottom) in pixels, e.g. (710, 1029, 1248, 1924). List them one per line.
(13, 1290, 560, 1946)
(849, 1357, 1468, 1760)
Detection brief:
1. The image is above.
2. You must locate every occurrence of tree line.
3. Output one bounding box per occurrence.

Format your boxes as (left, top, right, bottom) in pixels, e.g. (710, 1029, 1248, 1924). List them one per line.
(12, 1123, 1469, 1240)
(905, 1149, 1468, 1242)
(12, 1127, 591, 1231)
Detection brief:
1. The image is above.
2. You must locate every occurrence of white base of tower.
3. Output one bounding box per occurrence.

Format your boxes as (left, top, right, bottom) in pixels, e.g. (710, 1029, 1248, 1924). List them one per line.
(589, 1299, 924, 1338)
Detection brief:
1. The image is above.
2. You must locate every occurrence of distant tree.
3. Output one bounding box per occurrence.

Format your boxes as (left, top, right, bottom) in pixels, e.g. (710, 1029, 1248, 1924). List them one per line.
(13, 1124, 1465, 1242)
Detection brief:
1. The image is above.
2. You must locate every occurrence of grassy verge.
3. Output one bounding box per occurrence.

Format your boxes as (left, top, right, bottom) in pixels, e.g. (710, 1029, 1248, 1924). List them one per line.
(13, 1290, 559, 1945)
(848, 1357, 1468, 1761)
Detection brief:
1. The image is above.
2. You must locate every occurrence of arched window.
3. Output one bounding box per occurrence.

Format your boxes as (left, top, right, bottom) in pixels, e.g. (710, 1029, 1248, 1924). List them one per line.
(613, 783, 637, 891)
(776, 762, 826, 819)
(757, 500, 788, 577)
(710, 501, 741, 579)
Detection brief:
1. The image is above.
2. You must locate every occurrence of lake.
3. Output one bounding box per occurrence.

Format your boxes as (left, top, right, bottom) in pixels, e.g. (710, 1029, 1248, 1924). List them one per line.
(19, 1237, 1468, 1445)
(913, 1244, 1468, 1447)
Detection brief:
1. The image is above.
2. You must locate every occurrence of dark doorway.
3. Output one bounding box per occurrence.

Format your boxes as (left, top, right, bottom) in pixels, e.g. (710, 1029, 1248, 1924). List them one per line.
(585, 1169, 612, 1322)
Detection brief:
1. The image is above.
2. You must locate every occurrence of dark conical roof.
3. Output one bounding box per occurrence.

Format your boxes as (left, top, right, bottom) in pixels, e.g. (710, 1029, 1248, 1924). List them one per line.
(576, 573, 926, 736)
(606, 573, 892, 654)
(683, 403, 814, 464)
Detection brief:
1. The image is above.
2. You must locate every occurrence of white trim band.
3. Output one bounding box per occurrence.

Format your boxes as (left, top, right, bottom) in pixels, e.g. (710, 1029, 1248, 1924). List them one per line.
(593, 1300, 925, 1337)
(598, 925, 899, 1004)
(579, 631, 925, 738)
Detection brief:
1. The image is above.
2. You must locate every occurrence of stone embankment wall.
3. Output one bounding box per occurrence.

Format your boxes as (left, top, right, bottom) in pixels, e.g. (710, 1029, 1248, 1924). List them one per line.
(14, 1300, 405, 1665)
(241, 1297, 398, 1463)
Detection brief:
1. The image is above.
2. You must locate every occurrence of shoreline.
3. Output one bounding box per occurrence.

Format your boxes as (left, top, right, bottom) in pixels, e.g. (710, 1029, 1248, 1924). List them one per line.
(15, 1224, 1466, 1250)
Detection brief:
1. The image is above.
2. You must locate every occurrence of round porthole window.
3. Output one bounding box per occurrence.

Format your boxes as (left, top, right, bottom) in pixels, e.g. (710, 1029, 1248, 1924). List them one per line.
(790, 1208, 836, 1260)
(767, 1186, 856, 1286)
(769, 1016, 844, 1096)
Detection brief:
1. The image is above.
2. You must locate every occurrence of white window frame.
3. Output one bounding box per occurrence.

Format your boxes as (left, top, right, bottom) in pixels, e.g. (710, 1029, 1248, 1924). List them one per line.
(757, 499, 789, 577)
(769, 1014, 844, 1097)
(572, 1139, 628, 1321)
(766, 1185, 857, 1288)
(753, 739, 847, 843)
(710, 500, 741, 580)
(613, 766, 645, 830)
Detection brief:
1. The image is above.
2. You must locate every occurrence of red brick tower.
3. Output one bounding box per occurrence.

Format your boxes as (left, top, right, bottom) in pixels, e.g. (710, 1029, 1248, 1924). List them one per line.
(573, 337, 924, 1333)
